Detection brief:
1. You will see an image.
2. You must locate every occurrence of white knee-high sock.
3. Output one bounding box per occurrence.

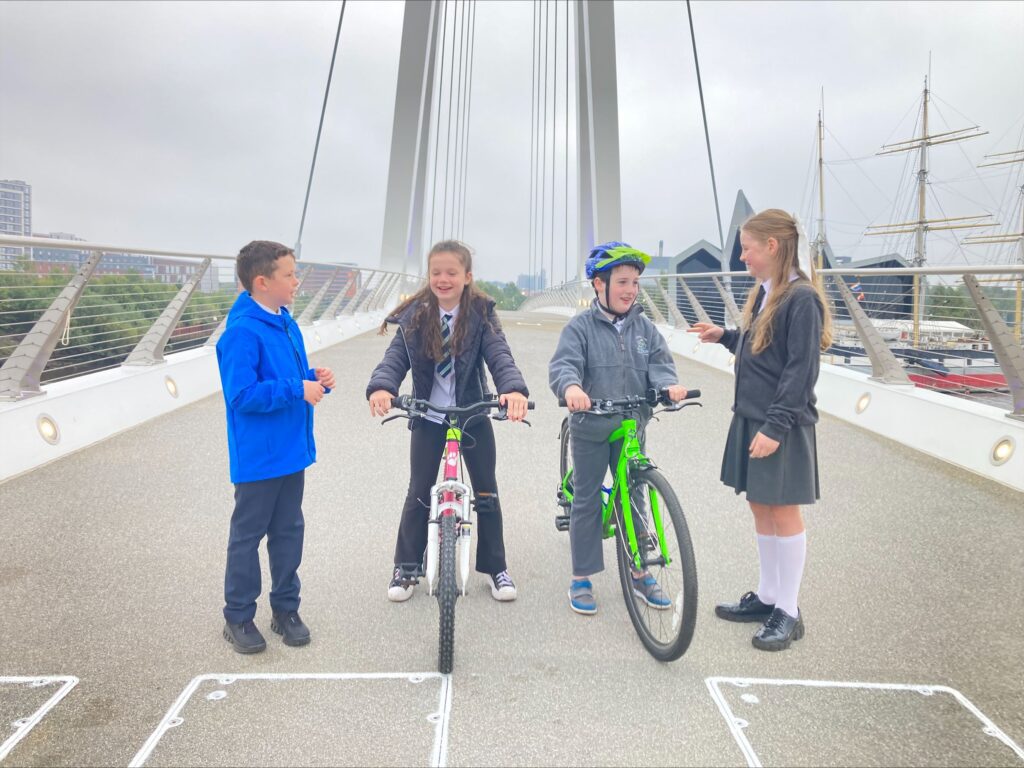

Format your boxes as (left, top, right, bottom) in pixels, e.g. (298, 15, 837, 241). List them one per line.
(755, 534, 778, 605)
(775, 531, 807, 618)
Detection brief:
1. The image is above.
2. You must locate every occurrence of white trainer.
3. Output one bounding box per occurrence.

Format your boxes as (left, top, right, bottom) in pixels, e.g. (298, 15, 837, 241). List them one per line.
(487, 570, 518, 601)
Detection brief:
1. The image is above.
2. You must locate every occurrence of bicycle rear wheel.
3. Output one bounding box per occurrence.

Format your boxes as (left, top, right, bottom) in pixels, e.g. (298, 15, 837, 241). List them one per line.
(437, 513, 458, 674)
(614, 467, 697, 661)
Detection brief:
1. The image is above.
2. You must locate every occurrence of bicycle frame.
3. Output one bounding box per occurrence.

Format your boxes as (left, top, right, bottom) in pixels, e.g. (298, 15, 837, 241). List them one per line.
(560, 416, 671, 572)
(424, 421, 473, 595)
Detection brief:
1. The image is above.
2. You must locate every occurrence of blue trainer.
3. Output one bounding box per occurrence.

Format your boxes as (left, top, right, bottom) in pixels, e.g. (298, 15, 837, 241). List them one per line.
(632, 573, 672, 610)
(569, 578, 597, 615)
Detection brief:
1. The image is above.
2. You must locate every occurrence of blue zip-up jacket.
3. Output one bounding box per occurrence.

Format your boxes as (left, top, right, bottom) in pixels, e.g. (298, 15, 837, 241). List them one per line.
(216, 291, 317, 484)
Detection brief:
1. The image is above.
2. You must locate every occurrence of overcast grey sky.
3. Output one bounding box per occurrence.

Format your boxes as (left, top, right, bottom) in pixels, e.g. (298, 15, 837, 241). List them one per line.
(2, 1, 1022, 283)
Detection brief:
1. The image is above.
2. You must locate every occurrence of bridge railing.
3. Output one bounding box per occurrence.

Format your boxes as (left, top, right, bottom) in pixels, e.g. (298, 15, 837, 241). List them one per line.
(522, 265, 1024, 418)
(0, 235, 424, 402)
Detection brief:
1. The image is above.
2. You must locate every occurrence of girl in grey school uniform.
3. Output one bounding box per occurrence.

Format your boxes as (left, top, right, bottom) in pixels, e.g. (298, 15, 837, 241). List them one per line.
(690, 208, 833, 651)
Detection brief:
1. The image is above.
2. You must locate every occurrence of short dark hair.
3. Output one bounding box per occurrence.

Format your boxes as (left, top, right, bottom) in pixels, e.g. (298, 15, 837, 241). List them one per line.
(236, 240, 294, 291)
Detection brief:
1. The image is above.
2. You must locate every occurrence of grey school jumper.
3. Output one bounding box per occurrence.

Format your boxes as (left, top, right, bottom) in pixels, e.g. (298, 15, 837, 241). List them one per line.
(549, 300, 679, 576)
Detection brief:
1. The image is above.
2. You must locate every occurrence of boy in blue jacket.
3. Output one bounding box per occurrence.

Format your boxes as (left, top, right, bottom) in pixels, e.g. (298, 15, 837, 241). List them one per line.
(216, 240, 334, 653)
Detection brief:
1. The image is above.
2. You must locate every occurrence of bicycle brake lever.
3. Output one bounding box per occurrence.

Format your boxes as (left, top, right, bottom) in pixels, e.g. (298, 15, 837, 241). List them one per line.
(381, 414, 408, 425)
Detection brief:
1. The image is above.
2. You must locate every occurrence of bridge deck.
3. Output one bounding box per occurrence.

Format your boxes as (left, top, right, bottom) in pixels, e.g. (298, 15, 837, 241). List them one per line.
(1, 312, 1021, 767)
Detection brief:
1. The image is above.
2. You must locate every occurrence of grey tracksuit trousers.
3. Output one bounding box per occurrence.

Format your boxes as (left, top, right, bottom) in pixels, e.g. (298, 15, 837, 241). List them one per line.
(568, 412, 648, 577)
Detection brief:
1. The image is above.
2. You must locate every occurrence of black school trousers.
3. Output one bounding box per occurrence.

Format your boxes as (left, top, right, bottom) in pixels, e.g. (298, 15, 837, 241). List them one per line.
(394, 417, 507, 576)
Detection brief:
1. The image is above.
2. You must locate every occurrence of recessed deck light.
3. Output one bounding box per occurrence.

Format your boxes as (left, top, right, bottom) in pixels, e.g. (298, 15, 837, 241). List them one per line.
(37, 414, 60, 445)
(991, 437, 1015, 466)
(855, 393, 871, 414)
(165, 376, 179, 398)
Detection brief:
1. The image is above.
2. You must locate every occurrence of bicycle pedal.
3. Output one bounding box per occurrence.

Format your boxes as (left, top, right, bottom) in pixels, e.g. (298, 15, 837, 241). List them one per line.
(554, 514, 570, 532)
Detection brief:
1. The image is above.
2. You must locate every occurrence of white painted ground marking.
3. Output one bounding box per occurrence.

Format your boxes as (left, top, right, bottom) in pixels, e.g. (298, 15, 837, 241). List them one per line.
(0, 676, 78, 762)
(129, 672, 452, 768)
(705, 677, 1024, 768)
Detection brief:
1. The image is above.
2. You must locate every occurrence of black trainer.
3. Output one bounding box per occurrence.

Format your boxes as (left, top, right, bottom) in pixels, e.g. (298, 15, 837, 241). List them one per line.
(271, 610, 311, 647)
(223, 620, 267, 654)
(715, 591, 775, 623)
(752, 608, 804, 651)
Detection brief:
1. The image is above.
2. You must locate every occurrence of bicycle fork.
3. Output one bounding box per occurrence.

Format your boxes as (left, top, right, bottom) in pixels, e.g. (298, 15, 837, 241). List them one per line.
(425, 427, 474, 596)
(425, 481, 472, 594)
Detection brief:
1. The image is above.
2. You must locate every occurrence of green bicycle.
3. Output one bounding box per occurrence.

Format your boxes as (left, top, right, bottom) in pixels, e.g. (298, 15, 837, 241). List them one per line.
(555, 388, 701, 661)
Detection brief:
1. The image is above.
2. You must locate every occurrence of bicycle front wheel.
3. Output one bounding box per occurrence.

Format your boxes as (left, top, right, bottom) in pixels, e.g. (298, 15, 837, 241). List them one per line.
(614, 467, 698, 662)
(437, 513, 459, 674)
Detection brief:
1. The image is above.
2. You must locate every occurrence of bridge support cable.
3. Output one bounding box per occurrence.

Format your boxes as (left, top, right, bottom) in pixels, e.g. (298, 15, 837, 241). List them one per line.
(532, 0, 540, 290)
(457, 0, 477, 240)
(564, 0, 571, 287)
(548, 0, 557, 288)
(540, 0, 551, 294)
(685, 0, 725, 261)
(441, 0, 465, 238)
(450, 0, 468, 239)
(295, 1, 347, 260)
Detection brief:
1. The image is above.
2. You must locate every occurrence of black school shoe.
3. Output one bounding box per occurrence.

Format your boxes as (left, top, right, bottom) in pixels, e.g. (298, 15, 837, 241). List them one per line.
(223, 620, 267, 654)
(752, 608, 804, 651)
(271, 610, 311, 647)
(715, 591, 775, 623)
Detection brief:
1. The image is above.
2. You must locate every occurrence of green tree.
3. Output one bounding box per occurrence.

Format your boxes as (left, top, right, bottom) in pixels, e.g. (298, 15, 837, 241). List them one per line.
(476, 280, 527, 311)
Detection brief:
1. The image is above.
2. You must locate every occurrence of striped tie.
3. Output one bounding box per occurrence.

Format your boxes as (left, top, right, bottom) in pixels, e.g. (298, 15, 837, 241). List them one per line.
(437, 313, 453, 377)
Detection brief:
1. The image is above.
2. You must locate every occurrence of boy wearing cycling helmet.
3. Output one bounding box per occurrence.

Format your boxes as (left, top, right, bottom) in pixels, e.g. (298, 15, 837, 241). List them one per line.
(549, 242, 689, 615)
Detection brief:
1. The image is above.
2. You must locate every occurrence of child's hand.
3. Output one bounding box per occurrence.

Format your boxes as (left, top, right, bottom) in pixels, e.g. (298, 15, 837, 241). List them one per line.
(688, 322, 724, 343)
(303, 380, 326, 406)
(368, 389, 393, 417)
(564, 384, 591, 412)
(749, 431, 780, 459)
(315, 367, 336, 390)
(499, 392, 529, 422)
(666, 384, 689, 403)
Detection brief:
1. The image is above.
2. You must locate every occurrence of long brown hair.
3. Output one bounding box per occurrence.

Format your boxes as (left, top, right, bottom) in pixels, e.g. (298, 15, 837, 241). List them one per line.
(739, 209, 833, 354)
(378, 240, 494, 362)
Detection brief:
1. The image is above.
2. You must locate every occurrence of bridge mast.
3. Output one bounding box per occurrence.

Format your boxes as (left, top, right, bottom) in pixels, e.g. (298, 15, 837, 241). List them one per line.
(380, 0, 440, 275)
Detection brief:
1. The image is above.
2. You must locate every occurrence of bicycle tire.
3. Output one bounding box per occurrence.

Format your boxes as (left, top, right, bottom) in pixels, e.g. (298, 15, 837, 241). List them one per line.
(614, 467, 698, 661)
(437, 513, 458, 674)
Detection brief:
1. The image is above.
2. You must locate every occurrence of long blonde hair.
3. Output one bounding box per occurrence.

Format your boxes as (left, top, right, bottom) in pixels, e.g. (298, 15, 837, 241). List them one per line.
(378, 240, 493, 361)
(740, 209, 833, 354)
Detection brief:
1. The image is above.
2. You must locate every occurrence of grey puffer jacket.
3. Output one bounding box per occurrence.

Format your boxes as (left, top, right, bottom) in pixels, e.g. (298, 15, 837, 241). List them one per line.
(366, 295, 528, 427)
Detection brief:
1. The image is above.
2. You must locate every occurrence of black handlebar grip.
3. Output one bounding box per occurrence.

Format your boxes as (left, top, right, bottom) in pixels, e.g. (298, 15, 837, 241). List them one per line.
(685, 389, 701, 400)
(557, 398, 566, 408)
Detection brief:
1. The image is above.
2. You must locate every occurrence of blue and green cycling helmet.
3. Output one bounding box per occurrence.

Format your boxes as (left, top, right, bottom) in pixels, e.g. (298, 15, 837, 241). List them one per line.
(584, 242, 651, 280)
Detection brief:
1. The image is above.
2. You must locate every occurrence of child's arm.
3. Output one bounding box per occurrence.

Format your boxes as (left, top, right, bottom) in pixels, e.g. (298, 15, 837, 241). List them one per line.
(480, 304, 529, 397)
(548, 322, 587, 399)
(365, 327, 411, 401)
(690, 322, 739, 353)
(646, 324, 679, 391)
(218, 329, 310, 413)
(760, 290, 823, 442)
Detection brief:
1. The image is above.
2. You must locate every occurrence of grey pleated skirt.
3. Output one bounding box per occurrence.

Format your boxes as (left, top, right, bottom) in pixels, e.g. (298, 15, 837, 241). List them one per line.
(720, 414, 820, 506)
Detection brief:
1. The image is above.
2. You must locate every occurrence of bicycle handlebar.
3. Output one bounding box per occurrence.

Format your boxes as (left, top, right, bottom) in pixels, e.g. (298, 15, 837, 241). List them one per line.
(391, 394, 536, 417)
(557, 387, 701, 412)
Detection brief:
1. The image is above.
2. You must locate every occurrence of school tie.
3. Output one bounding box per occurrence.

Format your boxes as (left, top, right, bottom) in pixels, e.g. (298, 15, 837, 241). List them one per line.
(437, 313, 453, 378)
(752, 285, 767, 321)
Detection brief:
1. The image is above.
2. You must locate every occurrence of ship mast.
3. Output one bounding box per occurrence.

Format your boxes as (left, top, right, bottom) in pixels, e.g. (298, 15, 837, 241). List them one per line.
(864, 72, 992, 342)
(964, 149, 1024, 341)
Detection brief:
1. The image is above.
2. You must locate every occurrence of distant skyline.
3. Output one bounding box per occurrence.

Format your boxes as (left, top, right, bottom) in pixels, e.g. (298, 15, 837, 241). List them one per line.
(1, 1, 1022, 283)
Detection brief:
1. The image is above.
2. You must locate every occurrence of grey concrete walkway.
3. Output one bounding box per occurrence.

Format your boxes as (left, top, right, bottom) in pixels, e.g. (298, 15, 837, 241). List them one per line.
(1, 311, 1022, 767)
